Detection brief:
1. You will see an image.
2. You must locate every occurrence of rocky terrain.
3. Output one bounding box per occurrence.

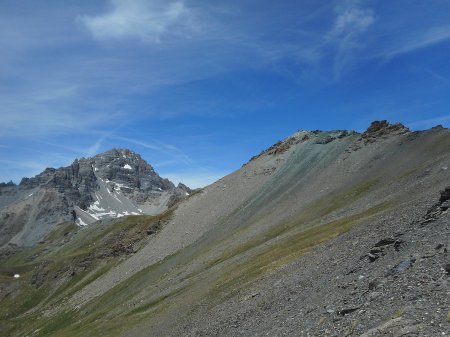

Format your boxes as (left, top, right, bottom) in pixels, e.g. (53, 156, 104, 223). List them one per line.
(0, 121, 449, 337)
(0, 148, 190, 247)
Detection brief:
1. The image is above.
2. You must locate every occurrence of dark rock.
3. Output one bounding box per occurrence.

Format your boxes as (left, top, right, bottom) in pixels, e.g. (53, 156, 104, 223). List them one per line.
(368, 279, 380, 291)
(0, 181, 16, 188)
(337, 307, 359, 316)
(366, 253, 378, 262)
(316, 136, 335, 145)
(177, 183, 192, 194)
(361, 121, 409, 143)
(439, 187, 450, 203)
(386, 258, 416, 276)
(443, 263, 450, 275)
(374, 238, 396, 247)
(394, 240, 404, 251)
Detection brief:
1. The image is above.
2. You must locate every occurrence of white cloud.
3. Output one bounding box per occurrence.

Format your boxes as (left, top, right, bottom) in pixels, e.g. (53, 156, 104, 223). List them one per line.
(79, 0, 193, 42)
(116, 136, 193, 165)
(326, 1, 375, 78)
(330, 8, 374, 38)
(377, 25, 450, 59)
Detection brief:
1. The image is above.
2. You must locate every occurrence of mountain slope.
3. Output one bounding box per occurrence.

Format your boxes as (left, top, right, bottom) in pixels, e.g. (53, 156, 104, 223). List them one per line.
(1, 121, 449, 337)
(0, 148, 190, 247)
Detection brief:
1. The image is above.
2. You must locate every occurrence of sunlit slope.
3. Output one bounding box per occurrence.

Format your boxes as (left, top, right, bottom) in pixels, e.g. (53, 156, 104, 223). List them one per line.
(1, 124, 449, 337)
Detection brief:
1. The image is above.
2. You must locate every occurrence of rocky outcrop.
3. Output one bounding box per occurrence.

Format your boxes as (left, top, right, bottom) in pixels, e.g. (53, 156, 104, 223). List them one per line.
(362, 120, 410, 142)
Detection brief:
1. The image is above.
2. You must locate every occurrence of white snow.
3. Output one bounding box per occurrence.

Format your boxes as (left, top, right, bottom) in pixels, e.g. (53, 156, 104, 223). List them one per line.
(158, 187, 163, 191)
(185, 192, 190, 196)
(14, 274, 20, 278)
(28, 193, 33, 197)
(89, 204, 105, 212)
(114, 183, 131, 191)
(76, 217, 88, 227)
(123, 164, 133, 170)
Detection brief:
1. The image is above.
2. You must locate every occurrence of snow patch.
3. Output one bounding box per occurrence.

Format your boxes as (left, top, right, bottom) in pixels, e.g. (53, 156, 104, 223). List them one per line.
(76, 217, 88, 227)
(114, 183, 131, 191)
(89, 204, 105, 212)
(14, 274, 20, 279)
(123, 164, 133, 170)
(28, 193, 33, 197)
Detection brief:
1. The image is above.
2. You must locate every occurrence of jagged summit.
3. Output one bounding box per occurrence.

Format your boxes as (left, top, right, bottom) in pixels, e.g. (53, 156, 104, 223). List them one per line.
(362, 120, 410, 139)
(0, 148, 190, 247)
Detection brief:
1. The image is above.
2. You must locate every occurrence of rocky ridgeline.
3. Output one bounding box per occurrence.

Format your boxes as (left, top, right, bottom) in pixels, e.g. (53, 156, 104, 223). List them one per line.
(248, 120, 407, 164)
(247, 129, 356, 164)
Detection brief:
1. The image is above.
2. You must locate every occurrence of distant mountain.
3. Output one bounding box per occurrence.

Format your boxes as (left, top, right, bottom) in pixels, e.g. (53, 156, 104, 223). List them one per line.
(0, 148, 190, 247)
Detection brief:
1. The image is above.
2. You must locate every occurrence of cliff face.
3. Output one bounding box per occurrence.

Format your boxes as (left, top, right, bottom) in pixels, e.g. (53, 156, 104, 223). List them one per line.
(0, 148, 189, 247)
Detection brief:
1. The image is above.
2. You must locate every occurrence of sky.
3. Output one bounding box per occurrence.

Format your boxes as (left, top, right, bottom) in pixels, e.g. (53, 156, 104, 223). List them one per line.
(0, 0, 449, 188)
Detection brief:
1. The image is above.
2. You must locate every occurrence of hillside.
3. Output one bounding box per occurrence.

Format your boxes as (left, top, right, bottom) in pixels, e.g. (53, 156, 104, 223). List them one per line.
(0, 121, 449, 337)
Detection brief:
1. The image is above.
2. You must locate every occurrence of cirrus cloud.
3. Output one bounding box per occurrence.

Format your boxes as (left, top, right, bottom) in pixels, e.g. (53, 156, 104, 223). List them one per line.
(79, 0, 195, 42)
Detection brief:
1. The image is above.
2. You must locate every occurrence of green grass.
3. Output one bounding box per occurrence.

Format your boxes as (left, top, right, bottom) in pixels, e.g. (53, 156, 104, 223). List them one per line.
(0, 210, 177, 337)
(209, 201, 393, 299)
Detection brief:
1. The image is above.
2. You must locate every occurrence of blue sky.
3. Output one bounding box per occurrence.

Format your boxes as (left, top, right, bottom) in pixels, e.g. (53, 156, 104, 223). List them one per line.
(0, 0, 449, 187)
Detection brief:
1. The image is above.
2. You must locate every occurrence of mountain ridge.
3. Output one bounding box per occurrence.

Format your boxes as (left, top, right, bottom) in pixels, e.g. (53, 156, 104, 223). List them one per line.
(1, 120, 449, 337)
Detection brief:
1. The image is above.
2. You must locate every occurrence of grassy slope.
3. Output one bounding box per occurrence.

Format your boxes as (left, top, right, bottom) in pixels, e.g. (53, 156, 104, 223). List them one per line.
(1, 129, 448, 337)
(0, 211, 173, 337)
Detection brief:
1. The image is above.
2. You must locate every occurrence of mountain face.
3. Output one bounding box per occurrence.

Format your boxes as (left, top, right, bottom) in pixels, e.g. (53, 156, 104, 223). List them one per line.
(1, 121, 449, 337)
(0, 149, 190, 247)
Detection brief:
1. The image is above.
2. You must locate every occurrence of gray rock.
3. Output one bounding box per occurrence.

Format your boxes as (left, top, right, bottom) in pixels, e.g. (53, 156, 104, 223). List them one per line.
(0, 148, 190, 247)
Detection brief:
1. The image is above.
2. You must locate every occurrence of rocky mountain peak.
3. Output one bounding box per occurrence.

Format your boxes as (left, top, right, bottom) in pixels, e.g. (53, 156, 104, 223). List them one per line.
(362, 120, 410, 139)
(89, 148, 174, 192)
(0, 149, 190, 246)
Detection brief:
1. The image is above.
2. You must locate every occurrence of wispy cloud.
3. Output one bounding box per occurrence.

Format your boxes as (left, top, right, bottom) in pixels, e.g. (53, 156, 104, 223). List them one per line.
(79, 0, 196, 42)
(377, 25, 450, 60)
(326, 0, 375, 79)
(115, 136, 193, 165)
(408, 114, 450, 130)
(86, 136, 107, 156)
